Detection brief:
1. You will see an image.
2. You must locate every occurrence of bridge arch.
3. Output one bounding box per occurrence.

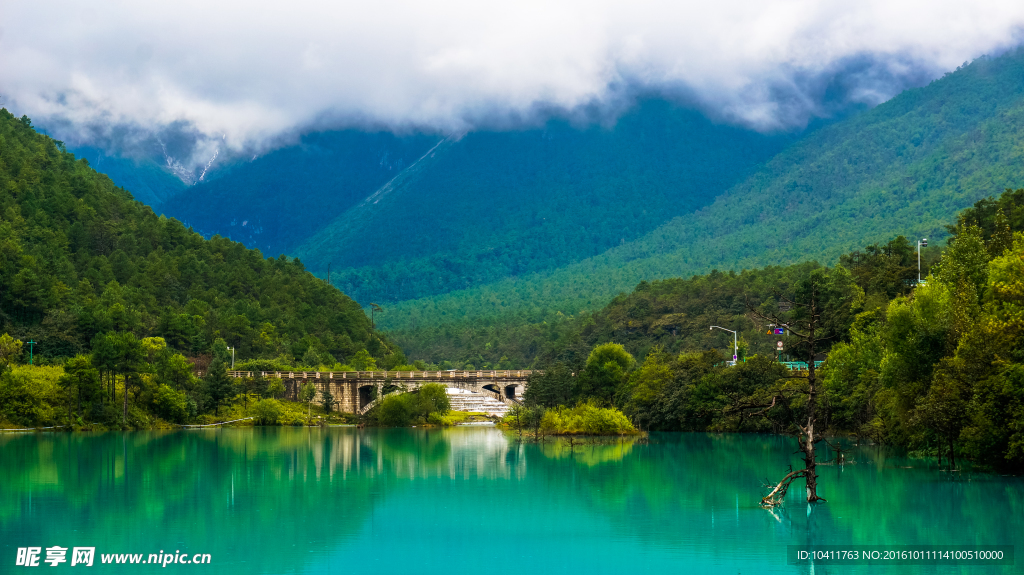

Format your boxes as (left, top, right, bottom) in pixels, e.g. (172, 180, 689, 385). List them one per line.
(357, 384, 377, 411)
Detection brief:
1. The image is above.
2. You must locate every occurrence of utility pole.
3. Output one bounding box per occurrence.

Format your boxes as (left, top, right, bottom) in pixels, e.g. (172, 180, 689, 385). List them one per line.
(369, 303, 383, 331)
(710, 326, 738, 366)
(917, 238, 928, 284)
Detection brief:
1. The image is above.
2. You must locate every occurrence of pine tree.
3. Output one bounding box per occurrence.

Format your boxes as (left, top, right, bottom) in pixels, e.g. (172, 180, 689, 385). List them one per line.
(205, 358, 235, 415)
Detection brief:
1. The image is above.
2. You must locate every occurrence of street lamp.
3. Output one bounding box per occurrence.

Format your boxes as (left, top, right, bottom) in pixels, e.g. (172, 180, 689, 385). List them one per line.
(917, 238, 928, 284)
(227, 346, 235, 370)
(710, 326, 738, 366)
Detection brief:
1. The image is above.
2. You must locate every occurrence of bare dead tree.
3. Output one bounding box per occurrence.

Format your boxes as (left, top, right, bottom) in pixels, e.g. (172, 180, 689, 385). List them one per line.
(741, 267, 858, 507)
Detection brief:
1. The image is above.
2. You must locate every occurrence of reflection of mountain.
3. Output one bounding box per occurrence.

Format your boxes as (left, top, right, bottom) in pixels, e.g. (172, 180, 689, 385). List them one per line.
(2, 430, 1021, 574)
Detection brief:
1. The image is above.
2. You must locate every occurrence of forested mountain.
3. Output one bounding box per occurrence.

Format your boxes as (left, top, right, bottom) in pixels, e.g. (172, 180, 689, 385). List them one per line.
(393, 234, 941, 370)
(146, 101, 790, 302)
(68, 147, 187, 207)
(0, 110, 393, 367)
(292, 101, 792, 302)
(381, 47, 1024, 332)
(159, 131, 441, 258)
(515, 189, 1024, 471)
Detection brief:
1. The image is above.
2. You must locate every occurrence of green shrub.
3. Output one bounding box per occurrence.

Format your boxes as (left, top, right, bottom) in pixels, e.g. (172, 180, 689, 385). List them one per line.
(252, 399, 283, 425)
(0, 366, 63, 427)
(416, 383, 450, 415)
(236, 358, 292, 373)
(151, 384, 189, 423)
(376, 394, 411, 426)
(427, 411, 455, 426)
(266, 380, 286, 398)
(539, 403, 638, 435)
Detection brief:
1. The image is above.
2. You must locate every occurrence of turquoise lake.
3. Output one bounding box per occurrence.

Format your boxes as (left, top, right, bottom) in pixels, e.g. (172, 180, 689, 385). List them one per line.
(2, 428, 1022, 574)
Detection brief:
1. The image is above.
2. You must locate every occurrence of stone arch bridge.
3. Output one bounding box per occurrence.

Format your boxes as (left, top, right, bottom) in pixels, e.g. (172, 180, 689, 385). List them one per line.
(227, 370, 536, 414)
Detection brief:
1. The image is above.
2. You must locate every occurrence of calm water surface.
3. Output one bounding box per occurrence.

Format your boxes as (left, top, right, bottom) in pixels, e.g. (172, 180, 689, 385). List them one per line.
(2, 428, 1021, 574)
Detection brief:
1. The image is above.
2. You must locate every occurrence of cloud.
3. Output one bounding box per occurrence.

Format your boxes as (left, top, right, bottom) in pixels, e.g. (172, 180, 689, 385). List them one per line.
(3, 0, 1024, 173)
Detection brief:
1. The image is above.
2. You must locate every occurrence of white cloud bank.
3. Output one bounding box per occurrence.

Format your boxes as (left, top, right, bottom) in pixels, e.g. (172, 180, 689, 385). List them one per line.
(2, 0, 1024, 162)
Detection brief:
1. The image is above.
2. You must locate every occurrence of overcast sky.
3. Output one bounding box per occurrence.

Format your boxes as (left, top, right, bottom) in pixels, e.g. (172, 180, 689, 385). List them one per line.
(3, 0, 1024, 168)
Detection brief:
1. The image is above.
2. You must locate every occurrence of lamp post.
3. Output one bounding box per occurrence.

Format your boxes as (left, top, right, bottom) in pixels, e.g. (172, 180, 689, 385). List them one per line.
(227, 346, 235, 369)
(917, 238, 928, 284)
(710, 326, 738, 366)
(369, 303, 383, 331)
(27, 340, 36, 365)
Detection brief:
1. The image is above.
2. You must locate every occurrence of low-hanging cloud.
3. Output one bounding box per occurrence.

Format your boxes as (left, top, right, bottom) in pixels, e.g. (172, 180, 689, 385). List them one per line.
(3, 0, 1024, 174)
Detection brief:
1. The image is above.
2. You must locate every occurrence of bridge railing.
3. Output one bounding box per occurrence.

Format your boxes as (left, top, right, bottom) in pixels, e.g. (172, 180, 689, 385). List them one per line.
(225, 370, 539, 380)
(781, 361, 824, 372)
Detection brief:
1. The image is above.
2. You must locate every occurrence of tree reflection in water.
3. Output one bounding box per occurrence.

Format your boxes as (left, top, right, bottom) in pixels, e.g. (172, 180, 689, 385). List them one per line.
(2, 429, 1022, 575)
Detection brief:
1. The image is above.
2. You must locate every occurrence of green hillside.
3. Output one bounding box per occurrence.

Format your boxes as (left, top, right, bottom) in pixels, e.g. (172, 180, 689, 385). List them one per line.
(392, 233, 943, 369)
(159, 131, 440, 258)
(70, 146, 187, 207)
(509, 189, 1024, 471)
(0, 110, 391, 366)
(294, 101, 791, 302)
(382, 48, 1024, 335)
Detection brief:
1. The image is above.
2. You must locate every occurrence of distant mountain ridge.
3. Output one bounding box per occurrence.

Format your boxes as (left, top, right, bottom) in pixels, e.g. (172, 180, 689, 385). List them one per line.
(57, 47, 1024, 339)
(380, 47, 1024, 331)
(158, 131, 441, 257)
(70, 146, 187, 207)
(293, 101, 793, 302)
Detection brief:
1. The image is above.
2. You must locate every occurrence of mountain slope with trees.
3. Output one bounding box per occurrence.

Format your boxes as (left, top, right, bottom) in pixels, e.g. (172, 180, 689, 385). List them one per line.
(291, 101, 793, 302)
(381, 47, 1024, 332)
(513, 189, 1024, 472)
(0, 109, 392, 367)
(159, 130, 441, 258)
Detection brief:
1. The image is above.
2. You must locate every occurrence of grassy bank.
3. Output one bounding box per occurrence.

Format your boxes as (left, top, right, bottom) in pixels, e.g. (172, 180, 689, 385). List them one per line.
(0, 364, 355, 431)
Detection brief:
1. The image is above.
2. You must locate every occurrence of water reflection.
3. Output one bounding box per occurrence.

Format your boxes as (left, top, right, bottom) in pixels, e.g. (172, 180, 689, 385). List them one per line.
(1, 429, 1021, 574)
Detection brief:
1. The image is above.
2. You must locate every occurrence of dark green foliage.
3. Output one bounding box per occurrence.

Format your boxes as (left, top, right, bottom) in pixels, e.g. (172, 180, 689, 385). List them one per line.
(840, 236, 927, 300)
(69, 146, 187, 207)
(204, 358, 234, 415)
(0, 108, 386, 367)
(321, 384, 334, 413)
(578, 343, 634, 405)
(543, 263, 827, 368)
(523, 364, 577, 408)
(508, 188, 1024, 469)
(58, 355, 101, 418)
(392, 311, 580, 370)
(950, 188, 1024, 247)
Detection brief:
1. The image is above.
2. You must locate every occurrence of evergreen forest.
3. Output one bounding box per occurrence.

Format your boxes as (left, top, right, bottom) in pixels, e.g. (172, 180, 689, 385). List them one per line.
(0, 109, 406, 426)
(511, 189, 1024, 472)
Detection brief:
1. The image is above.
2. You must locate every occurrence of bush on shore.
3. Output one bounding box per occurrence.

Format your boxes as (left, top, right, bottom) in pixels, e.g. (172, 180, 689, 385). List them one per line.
(252, 399, 283, 425)
(370, 383, 452, 427)
(504, 403, 638, 436)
